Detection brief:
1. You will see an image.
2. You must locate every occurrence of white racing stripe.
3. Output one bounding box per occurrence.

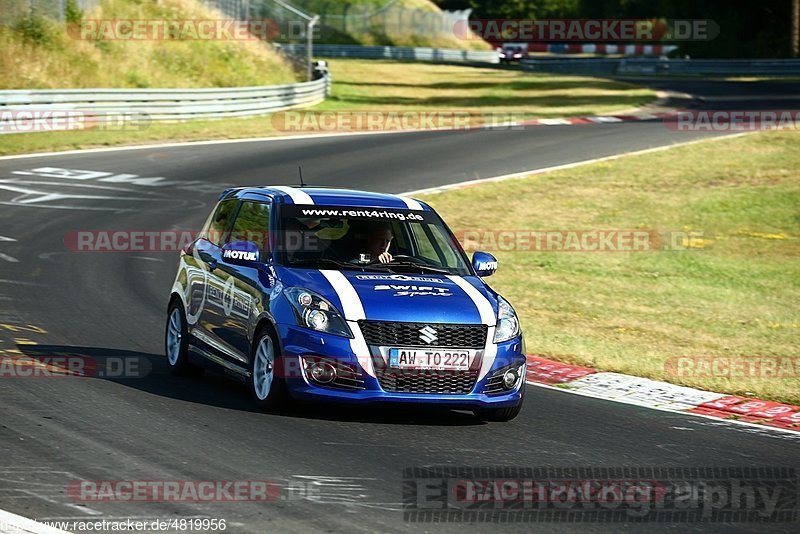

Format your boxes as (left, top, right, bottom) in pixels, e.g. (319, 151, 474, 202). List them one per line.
(446, 276, 495, 325)
(447, 275, 498, 380)
(319, 270, 375, 378)
(397, 196, 423, 210)
(479, 327, 498, 381)
(271, 185, 314, 205)
(319, 270, 365, 321)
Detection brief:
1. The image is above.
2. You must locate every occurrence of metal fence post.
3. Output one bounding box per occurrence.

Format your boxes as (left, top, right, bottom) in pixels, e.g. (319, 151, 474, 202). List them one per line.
(307, 15, 319, 81)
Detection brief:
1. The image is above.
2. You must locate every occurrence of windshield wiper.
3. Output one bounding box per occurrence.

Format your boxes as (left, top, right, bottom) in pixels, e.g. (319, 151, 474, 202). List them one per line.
(288, 258, 387, 272)
(372, 261, 452, 274)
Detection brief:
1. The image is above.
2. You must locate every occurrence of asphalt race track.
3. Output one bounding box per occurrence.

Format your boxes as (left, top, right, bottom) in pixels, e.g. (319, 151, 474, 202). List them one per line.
(1, 80, 799, 533)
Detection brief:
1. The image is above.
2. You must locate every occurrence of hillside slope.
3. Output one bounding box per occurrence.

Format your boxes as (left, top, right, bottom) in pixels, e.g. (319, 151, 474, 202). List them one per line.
(289, 0, 489, 49)
(1, 0, 297, 89)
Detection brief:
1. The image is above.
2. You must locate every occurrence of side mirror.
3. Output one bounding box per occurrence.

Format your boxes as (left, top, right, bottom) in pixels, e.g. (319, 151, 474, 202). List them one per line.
(221, 240, 261, 266)
(472, 251, 498, 277)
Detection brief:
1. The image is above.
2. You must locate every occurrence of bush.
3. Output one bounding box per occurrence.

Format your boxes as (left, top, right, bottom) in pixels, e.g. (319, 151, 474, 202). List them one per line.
(65, 0, 84, 25)
(13, 15, 50, 46)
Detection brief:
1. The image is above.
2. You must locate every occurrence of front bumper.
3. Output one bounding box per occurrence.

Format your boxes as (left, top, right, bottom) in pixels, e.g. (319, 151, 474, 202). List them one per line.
(275, 323, 526, 410)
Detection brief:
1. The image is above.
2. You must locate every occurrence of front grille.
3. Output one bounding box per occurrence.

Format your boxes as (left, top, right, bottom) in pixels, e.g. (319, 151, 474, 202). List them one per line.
(359, 321, 487, 349)
(483, 373, 506, 395)
(376, 369, 478, 394)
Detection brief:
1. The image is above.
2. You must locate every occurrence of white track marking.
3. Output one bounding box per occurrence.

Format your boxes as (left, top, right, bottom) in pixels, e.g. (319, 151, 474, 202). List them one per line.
(18, 490, 102, 517)
(0, 236, 18, 263)
(401, 133, 752, 196)
(538, 118, 573, 125)
(586, 116, 623, 123)
(0, 507, 72, 533)
(270, 185, 314, 205)
(0, 119, 585, 162)
(0, 109, 724, 163)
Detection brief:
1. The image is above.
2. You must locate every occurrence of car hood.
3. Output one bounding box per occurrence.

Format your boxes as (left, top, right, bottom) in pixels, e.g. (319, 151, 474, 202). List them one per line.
(278, 268, 498, 325)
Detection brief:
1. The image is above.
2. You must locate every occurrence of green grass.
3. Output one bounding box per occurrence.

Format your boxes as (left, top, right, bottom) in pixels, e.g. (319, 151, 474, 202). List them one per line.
(0, 59, 656, 156)
(0, 0, 296, 89)
(419, 131, 800, 404)
(316, 59, 656, 117)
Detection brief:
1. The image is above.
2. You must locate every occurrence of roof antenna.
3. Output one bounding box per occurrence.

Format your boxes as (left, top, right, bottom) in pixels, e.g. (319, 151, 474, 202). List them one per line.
(298, 166, 306, 187)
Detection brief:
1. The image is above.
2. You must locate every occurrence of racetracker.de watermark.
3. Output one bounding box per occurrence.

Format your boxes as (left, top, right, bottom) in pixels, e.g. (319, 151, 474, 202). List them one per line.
(67, 19, 317, 41)
(455, 229, 709, 252)
(63, 229, 710, 253)
(38, 519, 226, 533)
(454, 19, 718, 42)
(68, 480, 280, 502)
(0, 110, 150, 133)
(665, 356, 799, 379)
(271, 111, 525, 133)
(0, 352, 150, 378)
(664, 110, 800, 132)
(403, 466, 799, 522)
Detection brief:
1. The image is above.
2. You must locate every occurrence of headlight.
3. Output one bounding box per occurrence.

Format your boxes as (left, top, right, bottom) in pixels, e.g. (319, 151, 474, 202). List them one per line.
(284, 287, 353, 338)
(493, 296, 520, 343)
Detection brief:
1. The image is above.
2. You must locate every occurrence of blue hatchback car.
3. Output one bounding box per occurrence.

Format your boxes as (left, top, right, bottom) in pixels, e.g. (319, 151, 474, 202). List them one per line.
(166, 186, 525, 421)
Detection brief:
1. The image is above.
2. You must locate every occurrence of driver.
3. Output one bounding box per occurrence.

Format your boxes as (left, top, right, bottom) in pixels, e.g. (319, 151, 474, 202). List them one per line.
(364, 223, 394, 264)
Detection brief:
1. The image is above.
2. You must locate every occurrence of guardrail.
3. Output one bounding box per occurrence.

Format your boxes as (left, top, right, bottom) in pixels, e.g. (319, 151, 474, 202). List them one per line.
(278, 43, 499, 64)
(0, 75, 330, 125)
(521, 58, 800, 76)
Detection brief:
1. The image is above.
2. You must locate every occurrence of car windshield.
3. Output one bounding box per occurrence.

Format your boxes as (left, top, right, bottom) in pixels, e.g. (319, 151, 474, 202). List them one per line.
(278, 204, 471, 275)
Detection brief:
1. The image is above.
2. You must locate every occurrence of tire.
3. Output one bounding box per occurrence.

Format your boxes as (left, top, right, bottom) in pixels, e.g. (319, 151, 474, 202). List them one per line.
(165, 300, 204, 377)
(249, 326, 289, 410)
(477, 390, 524, 422)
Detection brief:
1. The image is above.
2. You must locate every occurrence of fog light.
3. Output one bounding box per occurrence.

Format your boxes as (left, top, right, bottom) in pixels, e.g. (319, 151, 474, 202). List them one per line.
(502, 369, 519, 390)
(309, 361, 336, 384)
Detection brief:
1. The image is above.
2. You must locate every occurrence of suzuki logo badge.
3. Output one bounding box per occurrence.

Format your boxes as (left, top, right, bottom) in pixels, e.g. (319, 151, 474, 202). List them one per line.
(419, 326, 438, 345)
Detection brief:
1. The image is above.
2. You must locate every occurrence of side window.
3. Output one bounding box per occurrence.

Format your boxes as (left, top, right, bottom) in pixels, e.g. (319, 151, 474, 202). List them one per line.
(411, 224, 438, 262)
(229, 201, 271, 256)
(205, 199, 238, 247)
(411, 223, 460, 269)
(430, 226, 460, 268)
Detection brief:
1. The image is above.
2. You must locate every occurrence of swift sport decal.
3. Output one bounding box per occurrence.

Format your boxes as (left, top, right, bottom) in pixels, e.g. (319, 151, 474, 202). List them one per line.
(318, 270, 375, 378)
(373, 284, 453, 297)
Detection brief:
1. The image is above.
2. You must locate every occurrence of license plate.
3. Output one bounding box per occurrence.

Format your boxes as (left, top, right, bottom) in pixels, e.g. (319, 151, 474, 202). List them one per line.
(388, 348, 474, 370)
